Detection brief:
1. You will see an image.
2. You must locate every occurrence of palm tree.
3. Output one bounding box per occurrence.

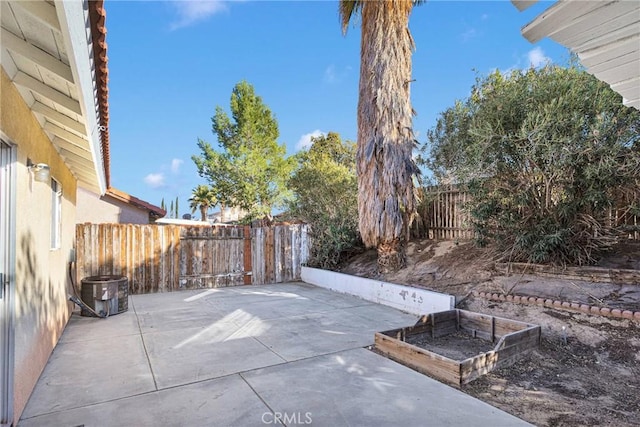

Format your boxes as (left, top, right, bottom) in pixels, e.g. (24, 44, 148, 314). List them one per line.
(340, 0, 421, 273)
(189, 185, 217, 222)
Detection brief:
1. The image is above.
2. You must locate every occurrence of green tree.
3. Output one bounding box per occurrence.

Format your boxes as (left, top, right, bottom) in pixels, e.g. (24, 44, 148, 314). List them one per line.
(189, 185, 217, 221)
(423, 64, 640, 265)
(340, 0, 423, 273)
(193, 81, 294, 221)
(288, 132, 361, 269)
(192, 140, 236, 223)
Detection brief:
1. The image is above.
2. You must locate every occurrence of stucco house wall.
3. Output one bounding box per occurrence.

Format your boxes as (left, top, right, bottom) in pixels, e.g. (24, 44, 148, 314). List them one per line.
(76, 187, 150, 224)
(1, 68, 78, 422)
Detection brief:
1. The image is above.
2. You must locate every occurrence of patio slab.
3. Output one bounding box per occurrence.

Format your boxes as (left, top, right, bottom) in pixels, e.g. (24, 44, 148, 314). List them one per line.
(57, 302, 140, 343)
(242, 347, 529, 427)
(272, 282, 378, 309)
(19, 282, 530, 426)
(136, 304, 236, 333)
(19, 374, 277, 427)
(237, 309, 415, 362)
(143, 324, 285, 389)
(203, 291, 340, 321)
(20, 333, 155, 418)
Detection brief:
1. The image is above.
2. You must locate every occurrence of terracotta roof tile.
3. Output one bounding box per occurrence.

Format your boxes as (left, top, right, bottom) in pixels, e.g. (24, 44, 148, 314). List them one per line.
(106, 187, 167, 218)
(89, 0, 111, 187)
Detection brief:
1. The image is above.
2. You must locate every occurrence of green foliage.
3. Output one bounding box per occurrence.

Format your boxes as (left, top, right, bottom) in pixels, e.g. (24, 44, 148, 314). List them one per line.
(423, 65, 640, 265)
(288, 132, 362, 269)
(192, 81, 294, 221)
(189, 185, 217, 221)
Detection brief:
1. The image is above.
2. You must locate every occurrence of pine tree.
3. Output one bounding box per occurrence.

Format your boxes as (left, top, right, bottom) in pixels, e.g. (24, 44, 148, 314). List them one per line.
(193, 81, 294, 221)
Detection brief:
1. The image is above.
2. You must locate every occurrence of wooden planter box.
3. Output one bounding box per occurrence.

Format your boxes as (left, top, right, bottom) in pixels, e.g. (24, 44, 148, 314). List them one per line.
(374, 309, 541, 386)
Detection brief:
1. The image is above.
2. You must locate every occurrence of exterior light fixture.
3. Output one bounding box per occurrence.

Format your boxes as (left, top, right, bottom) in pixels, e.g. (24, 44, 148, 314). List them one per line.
(27, 159, 51, 183)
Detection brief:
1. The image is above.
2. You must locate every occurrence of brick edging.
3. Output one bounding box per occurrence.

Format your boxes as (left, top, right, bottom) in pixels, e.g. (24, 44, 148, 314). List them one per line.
(472, 290, 640, 321)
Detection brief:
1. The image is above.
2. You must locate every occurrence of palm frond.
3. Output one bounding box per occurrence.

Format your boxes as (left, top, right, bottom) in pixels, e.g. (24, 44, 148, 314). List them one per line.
(339, 0, 362, 35)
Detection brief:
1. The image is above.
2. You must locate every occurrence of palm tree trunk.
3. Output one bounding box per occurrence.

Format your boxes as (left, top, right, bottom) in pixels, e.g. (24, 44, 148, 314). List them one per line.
(357, 0, 417, 273)
(220, 202, 226, 223)
(200, 206, 207, 222)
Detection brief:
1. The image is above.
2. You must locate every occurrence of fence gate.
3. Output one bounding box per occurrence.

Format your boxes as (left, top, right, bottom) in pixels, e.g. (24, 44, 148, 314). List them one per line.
(179, 226, 247, 289)
(424, 185, 473, 240)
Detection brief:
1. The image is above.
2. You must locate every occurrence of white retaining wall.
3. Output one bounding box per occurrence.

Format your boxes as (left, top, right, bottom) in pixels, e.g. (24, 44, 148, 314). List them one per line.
(301, 267, 455, 315)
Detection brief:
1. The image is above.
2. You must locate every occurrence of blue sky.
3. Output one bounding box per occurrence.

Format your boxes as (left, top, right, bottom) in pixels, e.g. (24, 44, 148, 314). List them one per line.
(106, 0, 570, 215)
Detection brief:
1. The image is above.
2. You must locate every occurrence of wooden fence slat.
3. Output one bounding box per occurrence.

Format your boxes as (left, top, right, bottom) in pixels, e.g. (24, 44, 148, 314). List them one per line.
(243, 225, 252, 285)
(274, 226, 282, 284)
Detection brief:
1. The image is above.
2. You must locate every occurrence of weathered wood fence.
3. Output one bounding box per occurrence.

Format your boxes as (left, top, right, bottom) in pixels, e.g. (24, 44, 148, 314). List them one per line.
(422, 185, 639, 241)
(422, 185, 473, 240)
(75, 223, 309, 294)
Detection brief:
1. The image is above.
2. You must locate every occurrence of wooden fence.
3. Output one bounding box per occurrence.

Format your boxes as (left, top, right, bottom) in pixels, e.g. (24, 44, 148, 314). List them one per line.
(422, 185, 639, 241)
(75, 223, 309, 294)
(607, 201, 639, 241)
(252, 224, 309, 285)
(422, 185, 473, 240)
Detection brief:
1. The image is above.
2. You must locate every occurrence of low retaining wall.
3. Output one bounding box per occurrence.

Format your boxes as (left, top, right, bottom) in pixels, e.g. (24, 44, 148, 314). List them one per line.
(473, 291, 640, 321)
(301, 267, 454, 315)
(495, 262, 640, 284)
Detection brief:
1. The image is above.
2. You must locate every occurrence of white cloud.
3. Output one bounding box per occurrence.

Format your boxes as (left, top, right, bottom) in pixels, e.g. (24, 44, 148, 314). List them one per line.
(460, 27, 477, 42)
(170, 0, 227, 30)
(324, 65, 337, 84)
(493, 47, 552, 76)
(527, 47, 551, 68)
(494, 65, 517, 77)
(171, 158, 184, 174)
(144, 173, 166, 188)
(323, 64, 352, 84)
(296, 130, 325, 151)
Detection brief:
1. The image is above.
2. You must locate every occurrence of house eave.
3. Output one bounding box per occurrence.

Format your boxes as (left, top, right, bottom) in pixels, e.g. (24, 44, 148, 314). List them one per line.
(513, 0, 640, 110)
(55, 0, 106, 193)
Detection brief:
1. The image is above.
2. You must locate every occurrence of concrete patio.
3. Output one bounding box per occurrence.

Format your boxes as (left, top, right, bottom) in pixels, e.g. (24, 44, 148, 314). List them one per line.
(19, 282, 529, 426)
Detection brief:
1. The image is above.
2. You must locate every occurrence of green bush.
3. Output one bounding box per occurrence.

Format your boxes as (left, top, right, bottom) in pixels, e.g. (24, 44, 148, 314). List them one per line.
(423, 64, 640, 265)
(287, 132, 362, 269)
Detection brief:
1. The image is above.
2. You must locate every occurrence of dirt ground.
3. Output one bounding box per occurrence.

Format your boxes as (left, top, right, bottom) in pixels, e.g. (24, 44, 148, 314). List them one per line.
(343, 240, 640, 426)
(406, 330, 496, 360)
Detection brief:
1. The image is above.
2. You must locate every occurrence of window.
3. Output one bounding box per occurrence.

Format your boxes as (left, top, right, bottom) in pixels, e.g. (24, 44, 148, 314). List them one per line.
(51, 178, 61, 249)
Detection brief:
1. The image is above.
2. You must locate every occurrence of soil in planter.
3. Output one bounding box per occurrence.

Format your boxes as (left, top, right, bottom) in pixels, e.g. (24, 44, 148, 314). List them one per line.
(405, 330, 496, 360)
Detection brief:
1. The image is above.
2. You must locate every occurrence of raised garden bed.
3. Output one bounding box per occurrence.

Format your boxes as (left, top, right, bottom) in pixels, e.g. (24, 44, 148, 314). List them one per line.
(374, 309, 541, 386)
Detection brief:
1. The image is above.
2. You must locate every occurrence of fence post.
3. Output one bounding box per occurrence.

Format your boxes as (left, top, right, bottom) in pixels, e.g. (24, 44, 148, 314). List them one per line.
(243, 225, 252, 285)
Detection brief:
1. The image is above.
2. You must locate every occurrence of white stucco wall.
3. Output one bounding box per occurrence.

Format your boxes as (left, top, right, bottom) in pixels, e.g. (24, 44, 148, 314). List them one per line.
(2, 68, 77, 423)
(301, 267, 455, 315)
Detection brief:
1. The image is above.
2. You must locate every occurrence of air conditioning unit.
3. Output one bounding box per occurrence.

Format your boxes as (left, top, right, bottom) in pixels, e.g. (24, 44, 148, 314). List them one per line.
(80, 276, 128, 317)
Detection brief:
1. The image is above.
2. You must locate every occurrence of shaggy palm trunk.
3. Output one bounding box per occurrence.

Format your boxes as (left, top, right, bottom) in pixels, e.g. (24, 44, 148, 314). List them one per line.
(200, 206, 207, 222)
(357, 0, 417, 273)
